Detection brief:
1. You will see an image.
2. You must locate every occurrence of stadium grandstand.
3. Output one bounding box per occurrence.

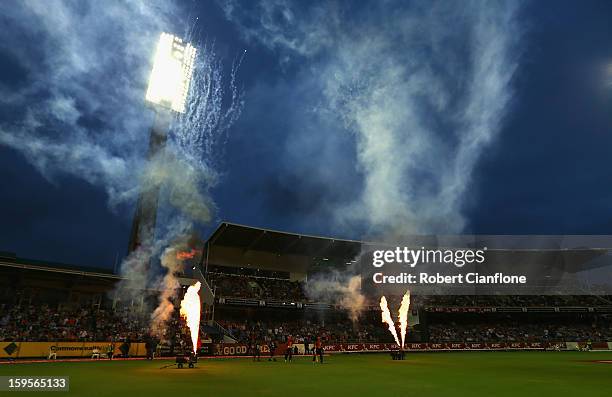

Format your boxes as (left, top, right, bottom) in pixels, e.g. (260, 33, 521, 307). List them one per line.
(2, 222, 612, 360)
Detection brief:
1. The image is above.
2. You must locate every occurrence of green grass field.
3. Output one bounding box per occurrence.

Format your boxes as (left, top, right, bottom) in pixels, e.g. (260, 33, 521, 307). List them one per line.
(3, 352, 612, 397)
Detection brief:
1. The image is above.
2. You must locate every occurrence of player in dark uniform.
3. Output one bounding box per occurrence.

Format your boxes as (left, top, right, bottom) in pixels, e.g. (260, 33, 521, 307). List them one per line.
(145, 335, 154, 360)
(248, 333, 256, 356)
(268, 340, 277, 361)
(253, 341, 261, 362)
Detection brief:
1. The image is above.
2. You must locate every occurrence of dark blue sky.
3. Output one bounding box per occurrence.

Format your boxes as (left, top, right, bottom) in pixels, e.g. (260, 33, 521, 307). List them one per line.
(0, 0, 611, 269)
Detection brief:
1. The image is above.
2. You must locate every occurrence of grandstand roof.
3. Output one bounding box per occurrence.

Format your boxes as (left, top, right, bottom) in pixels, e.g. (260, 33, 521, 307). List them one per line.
(0, 253, 120, 280)
(206, 222, 362, 260)
(203, 223, 610, 273)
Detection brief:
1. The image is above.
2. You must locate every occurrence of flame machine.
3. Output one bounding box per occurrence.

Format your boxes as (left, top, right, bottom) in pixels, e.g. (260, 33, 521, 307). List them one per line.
(159, 351, 198, 370)
(176, 352, 198, 369)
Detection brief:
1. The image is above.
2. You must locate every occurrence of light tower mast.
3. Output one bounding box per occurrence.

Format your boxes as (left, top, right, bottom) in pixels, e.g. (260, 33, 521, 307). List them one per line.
(127, 32, 197, 255)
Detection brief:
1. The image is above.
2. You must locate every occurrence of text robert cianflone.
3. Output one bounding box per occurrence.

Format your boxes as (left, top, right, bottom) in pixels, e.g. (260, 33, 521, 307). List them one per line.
(372, 247, 486, 268)
(372, 272, 527, 285)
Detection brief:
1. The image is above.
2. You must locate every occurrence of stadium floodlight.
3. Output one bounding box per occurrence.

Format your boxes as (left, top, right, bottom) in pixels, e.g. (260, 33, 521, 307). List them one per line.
(145, 32, 197, 113)
(128, 33, 196, 257)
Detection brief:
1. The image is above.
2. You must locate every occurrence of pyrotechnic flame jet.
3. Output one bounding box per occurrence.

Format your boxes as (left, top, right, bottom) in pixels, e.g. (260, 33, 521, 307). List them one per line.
(398, 290, 411, 348)
(180, 282, 201, 354)
(176, 249, 197, 260)
(379, 296, 401, 347)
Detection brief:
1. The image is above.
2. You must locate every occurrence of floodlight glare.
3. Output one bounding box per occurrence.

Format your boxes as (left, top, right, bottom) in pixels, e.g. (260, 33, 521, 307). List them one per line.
(145, 32, 196, 113)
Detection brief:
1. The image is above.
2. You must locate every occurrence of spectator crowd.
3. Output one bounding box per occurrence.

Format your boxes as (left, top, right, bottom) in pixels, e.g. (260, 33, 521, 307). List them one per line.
(2, 272, 611, 347)
(0, 303, 148, 343)
(217, 317, 388, 345)
(428, 318, 612, 343)
(209, 272, 306, 301)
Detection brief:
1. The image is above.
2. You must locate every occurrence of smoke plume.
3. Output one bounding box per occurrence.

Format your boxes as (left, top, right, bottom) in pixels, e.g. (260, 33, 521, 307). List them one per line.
(150, 246, 184, 336)
(305, 272, 366, 322)
(221, 0, 522, 236)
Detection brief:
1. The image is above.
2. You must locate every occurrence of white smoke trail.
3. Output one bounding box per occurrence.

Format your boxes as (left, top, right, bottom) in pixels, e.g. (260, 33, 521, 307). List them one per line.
(221, 0, 522, 236)
(112, 243, 161, 309)
(325, 2, 522, 235)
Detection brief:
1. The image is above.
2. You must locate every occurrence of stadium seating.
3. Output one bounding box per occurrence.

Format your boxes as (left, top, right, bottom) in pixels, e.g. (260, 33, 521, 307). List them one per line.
(427, 316, 612, 342)
(2, 264, 611, 348)
(208, 271, 306, 301)
(0, 303, 149, 343)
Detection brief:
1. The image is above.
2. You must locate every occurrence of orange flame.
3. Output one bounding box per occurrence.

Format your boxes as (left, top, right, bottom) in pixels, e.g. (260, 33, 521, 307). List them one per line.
(398, 290, 411, 348)
(177, 249, 197, 260)
(379, 296, 400, 347)
(180, 281, 201, 354)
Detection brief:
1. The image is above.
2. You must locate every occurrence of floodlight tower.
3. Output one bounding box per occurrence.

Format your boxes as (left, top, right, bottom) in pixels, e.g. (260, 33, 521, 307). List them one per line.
(127, 33, 197, 256)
